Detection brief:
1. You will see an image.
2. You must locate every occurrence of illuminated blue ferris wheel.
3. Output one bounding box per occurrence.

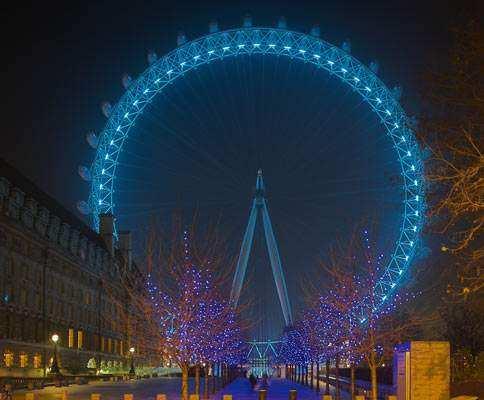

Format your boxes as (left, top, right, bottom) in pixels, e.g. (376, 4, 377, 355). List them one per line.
(78, 16, 425, 316)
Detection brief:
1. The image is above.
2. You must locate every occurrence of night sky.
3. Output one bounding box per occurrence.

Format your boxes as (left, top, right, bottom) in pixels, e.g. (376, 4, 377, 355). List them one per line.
(1, 0, 476, 339)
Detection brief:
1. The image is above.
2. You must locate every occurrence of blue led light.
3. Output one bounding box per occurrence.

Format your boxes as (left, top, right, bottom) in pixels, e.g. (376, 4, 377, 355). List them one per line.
(86, 26, 425, 315)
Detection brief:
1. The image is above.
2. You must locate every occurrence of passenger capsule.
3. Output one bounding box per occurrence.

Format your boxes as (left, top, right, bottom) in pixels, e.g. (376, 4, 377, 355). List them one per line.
(147, 51, 158, 65)
(86, 131, 99, 149)
(78, 165, 92, 181)
(101, 101, 112, 118)
(77, 200, 90, 215)
(277, 16, 287, 29)
(370, 61, 379, 74)
(243, 14, 252, 28)
(341, 40, 351, 53)
(209, 20, 219, 33)
(177, 32, 187, 46)
(122, 73, 133, 89)
(310, 25, 320, 37)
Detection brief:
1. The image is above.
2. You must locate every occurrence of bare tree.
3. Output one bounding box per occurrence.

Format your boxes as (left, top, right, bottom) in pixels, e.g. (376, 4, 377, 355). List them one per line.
(419, 17, 483, 297)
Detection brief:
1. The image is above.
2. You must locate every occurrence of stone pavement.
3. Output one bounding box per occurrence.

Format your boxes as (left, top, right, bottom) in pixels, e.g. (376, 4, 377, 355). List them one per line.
(215, 378, 349, 400)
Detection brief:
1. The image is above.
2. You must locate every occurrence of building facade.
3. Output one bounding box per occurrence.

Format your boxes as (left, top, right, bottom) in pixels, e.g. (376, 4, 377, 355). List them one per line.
(0, 160, 157, 378)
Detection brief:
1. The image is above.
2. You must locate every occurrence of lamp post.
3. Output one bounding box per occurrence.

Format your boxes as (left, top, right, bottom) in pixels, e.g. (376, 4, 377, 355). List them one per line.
(50, 333, 60, 375)
(129, 347, 135, 376)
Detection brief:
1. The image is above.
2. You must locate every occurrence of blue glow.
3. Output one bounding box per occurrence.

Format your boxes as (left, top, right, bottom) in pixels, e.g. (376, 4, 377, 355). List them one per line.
(86, 26, 425, 316)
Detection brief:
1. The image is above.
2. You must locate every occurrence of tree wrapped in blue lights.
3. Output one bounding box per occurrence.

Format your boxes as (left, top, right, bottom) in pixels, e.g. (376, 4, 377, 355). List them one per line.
(145, 227, 245, 400)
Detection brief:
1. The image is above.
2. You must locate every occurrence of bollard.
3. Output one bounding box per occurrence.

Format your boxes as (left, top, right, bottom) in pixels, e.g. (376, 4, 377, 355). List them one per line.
(258, 389, 267, 400)
(25, 393, 35, 400)
(189, 395, 199, 400)
(156, 395, 167, 400)
(289, 389, 297, 400)
(322, 395, 332, 400)
(355, 396, 365, 400)
(91, 394, 101, 400)
(222, 396, 232, 400)
(124, 394, 134, 400)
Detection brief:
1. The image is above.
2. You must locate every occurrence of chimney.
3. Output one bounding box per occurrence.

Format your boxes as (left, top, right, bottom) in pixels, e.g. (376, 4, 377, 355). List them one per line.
(118, 230, 132, 270)
(99, 213, 114, 255)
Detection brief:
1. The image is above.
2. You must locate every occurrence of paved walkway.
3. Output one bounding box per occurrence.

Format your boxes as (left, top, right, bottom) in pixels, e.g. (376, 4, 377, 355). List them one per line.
(215, 378, 349, 400)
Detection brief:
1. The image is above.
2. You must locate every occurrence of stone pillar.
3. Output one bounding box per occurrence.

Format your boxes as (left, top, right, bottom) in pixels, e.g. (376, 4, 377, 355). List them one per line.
(393, 341, 450, 400)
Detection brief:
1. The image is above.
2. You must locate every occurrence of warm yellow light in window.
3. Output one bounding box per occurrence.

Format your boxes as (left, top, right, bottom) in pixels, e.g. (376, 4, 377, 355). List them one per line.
(68, 329, 74, 348)
(77, 331, 83, 349)
(101, 337, 105, 352)
(33, 354, 42, 368)
(4, 351, 14, 367)
(20, 353, 28, 368)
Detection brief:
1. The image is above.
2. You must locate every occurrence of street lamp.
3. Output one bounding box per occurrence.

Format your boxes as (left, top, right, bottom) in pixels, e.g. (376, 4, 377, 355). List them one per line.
(50, 333, 60, 375)
(129, 347, 135, 376)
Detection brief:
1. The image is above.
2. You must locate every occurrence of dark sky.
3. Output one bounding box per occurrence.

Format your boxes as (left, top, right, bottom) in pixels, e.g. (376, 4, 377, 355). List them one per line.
(1, 0, 477, 339)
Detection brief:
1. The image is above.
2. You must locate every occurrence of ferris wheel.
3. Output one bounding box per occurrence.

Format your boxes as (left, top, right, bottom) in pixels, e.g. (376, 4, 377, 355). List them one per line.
(77, 15, 425, 321)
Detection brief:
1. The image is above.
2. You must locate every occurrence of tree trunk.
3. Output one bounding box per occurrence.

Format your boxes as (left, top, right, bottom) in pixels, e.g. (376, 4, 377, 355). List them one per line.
(369, 352, 378, 400)
(335, 355, 340, 400)
(181, 363, 189, 400)
(325, 359, 330, 395)
(316, 362, 320, 392)
(350, 364, 355, 400)
(195, 364, 200, 395)
(204, 364, 209, 399)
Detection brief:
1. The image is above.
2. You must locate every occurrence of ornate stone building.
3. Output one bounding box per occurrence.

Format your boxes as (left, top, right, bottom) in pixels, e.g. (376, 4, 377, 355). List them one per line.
(0, 159, 157, 378)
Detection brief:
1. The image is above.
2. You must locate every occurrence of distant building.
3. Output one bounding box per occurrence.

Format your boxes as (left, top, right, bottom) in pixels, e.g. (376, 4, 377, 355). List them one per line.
(0, 159, 158, 378)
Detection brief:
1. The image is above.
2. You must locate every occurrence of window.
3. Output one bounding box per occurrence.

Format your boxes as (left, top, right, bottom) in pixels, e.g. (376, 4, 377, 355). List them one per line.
(107, 338, 112, 353)
(19, 353, 28, 368)
(77, 331, 83, 349)
(120, 340, 123, 355)
(101, 337, 105, 352)
(68, 329, 74, 348)
(33, 354, 42, 368)
(4, 351, 14, 367)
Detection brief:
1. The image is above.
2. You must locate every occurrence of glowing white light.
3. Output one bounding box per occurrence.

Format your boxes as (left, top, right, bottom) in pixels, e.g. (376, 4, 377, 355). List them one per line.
(415, 211, 419, 216)
(365, 86, 371, 92)
(391, 283, 396, 288)
(207, 50, 215, 55)
(269, 44, 275, 48)
(415, 195, 419, 201)
(398, 270, 403, 275)
(394, 123, 399, 128)
(116, 126, 121, 131)
(133, 100, 138, 106)
(376, 97, 382, 104)
(104, 154, 108, 160)
(284, 46, 291, 50)
(385, 109, 391, 115)
(101, 169, 105, 175)
(353, 76, 360, 82)
(410, 241, 414, 246)
(254, 43, 261, 47)
(99, 184, 103, 189)
(143, 89, 148, 94)
(299, 49, 306, 54)
(124, 112, 129, 118)
(313, 54, 320, 59)
(382, 295, 387, 301)
(414, 180, 418, 186)
(110, 140, 114, 145)
(341, 68, 347, 73)
(407, 151, 411, 156)
(222, 46, 230, 51)
(411, 165, 415, 171)
(405, 256, 409, 261)
(193, 55, 201, 60)
(238, 44, 245, 49)
(180, 62, 186, 67)
(413, 226, 417, 232)
(98, 200, 102, 205)
(167, 69, 173, 74)
(327, 60, 334, 65)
